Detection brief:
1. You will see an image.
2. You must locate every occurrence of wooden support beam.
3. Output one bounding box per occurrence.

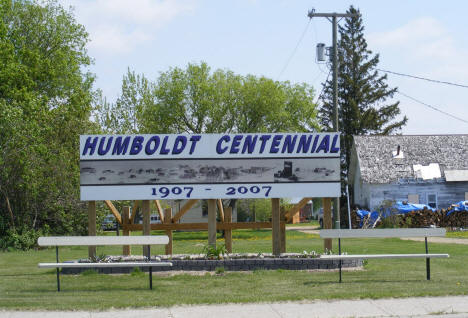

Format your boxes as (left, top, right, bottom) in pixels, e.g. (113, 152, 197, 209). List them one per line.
(172, 199, 199, 223)
(280, 206, 286, 253)
(217, 199, 225, 222)
(130, 200, 140, 224)
(88, 201, 96, 259)
(285, 197, 312, 222)
(272, 198, 281, 256)
(164, 208, 173, 255)
(225, 207, 233, 253)
(104, 200, 122, 225)
(208, 199, 217, 248)
(142, 200, 151, 258)
(124, 222, 272, 231)
(122, 206, 131, 256)
(323, 198, 333, 252)
(280, 221, 286, 253)
(154, 200, 164, 223)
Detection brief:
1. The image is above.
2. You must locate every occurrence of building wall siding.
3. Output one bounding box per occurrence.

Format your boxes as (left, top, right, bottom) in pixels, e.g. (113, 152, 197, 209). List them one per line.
(366, 182, 468, 211)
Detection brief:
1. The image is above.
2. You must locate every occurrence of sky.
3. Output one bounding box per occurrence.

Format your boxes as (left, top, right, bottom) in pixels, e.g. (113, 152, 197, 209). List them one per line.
(60, 0, 468, 135)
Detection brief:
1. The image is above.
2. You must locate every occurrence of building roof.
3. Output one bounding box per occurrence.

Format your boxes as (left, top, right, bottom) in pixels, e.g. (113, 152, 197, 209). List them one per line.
(352, 135, 468, 184)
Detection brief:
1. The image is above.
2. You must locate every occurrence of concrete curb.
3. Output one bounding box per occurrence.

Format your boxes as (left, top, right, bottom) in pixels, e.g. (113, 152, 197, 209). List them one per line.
(2, 295, 468, 317)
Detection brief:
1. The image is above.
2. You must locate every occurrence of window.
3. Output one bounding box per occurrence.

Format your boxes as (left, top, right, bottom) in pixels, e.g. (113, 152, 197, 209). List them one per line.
(427, 193, 438, 209)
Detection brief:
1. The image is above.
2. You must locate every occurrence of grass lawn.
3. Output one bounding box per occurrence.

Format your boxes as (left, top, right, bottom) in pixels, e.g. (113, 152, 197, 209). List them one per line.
(0, 229, 467, 310)
(286, 220, 319, 228)
(446, 230, 468, 239)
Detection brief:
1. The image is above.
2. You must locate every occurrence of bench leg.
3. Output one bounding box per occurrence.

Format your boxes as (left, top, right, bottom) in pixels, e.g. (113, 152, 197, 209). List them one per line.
(338, 238, 342, 283)
(149, 266, 153, 290)
(148, 245, 152, 290)
(425, 237, 430, 280)
(56, 246, 61, 292)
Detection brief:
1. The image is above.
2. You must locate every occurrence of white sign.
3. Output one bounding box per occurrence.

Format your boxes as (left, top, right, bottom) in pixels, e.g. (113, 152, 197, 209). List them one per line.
(80, 133, 340, 200)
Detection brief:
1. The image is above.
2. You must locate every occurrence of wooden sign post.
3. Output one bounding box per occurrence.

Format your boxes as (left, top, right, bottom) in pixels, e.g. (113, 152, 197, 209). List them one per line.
(88, 201, 96, 259)
(272, 198, 281, 256)
(225, 207, 233, 253)
(323, 198, 333, 252)
(142, 200, 151, 258)
(208, 199, 217, 248)
(164, 208, 173, 255)
(122, 206, 131, 255)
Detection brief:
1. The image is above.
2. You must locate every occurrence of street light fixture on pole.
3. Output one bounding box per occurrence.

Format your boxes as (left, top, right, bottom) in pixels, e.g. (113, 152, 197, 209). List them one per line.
(307, 9, 358, 229)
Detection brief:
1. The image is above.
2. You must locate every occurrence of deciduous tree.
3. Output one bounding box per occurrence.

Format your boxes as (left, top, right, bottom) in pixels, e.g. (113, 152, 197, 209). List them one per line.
(98, 62, 320, 134)
(0, 0, 95, 248)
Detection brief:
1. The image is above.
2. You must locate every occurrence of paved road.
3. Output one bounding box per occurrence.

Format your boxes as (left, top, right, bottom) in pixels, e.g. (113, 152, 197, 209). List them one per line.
(2, 296, 468, 318)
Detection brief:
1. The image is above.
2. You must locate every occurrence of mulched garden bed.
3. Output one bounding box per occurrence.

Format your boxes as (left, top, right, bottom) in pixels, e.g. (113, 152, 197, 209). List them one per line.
(61, 252, 363, 274)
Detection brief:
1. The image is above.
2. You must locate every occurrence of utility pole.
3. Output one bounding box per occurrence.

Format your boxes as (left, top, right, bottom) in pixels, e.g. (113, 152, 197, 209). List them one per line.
(307, 9, 358, 229)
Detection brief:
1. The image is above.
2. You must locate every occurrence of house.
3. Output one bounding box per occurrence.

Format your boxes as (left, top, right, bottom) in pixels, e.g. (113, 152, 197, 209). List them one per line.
(349, 135, 468, 211)
(132, 200, 237, 224)
(165, 200, 237, 223)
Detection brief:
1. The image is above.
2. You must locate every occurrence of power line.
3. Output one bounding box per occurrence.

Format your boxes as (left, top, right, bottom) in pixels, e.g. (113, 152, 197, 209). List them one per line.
(397, 91, 468, 125)
(378, 69, 468, 89)
(310, 18, 329, 82)
(314, 69, 331, 105)
(276, 19, 311, 80)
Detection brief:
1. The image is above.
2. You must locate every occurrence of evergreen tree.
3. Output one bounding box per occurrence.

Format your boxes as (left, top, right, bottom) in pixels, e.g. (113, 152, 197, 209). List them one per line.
(319, 6, 407, 186)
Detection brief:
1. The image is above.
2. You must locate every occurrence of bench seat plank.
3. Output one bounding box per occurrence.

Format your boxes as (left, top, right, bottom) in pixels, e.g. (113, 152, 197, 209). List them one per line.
(320, 253, 449, 260)
(38, 262, 173, 268)
(38, 235, 169, 246)
(320, 228, 446, 239)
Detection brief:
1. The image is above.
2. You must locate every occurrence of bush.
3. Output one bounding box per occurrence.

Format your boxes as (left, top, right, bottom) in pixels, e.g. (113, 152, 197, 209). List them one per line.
(0, 227, 45, 251)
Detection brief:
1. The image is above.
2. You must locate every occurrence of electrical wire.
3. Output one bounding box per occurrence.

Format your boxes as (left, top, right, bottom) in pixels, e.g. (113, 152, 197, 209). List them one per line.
(378, 69, 468, 89)
(276, 19, 311, 80)
(397, 91, 468, 125)
(314, 69, 331, 105)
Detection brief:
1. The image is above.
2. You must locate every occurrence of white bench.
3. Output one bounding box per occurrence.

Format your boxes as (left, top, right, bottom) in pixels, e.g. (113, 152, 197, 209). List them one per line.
(38, 236, 172, 291)
(319, 228, 449, 282)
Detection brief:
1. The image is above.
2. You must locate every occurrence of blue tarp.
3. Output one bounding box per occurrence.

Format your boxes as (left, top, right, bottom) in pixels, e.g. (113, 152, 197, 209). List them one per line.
(355, 202, 433, 228)
(393, 201, 434, 214)
(447, 201, 468, 216)
(355, 201, 466, 228)
(356, 209, 379, 227)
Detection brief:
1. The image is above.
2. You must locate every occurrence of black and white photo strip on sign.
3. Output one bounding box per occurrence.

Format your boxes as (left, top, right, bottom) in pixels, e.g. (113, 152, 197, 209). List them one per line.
(79, 133, 341, 200)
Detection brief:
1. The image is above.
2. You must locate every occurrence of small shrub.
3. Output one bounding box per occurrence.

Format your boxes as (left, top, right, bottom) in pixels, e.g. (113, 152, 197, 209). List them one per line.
(0, 227, 44, 251)
(215, 266, 225, 275)
(90, 253, 108, 262)
(202, 243, 227, 260)
(362, 259, 369, 268)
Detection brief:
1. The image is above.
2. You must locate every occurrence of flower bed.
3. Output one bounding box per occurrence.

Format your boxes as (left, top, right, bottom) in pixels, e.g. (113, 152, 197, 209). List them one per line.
(61, 252, 362, 274)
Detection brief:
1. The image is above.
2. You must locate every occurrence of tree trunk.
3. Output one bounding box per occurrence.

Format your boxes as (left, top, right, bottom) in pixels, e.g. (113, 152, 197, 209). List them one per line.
(3, 191, 15, 232)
